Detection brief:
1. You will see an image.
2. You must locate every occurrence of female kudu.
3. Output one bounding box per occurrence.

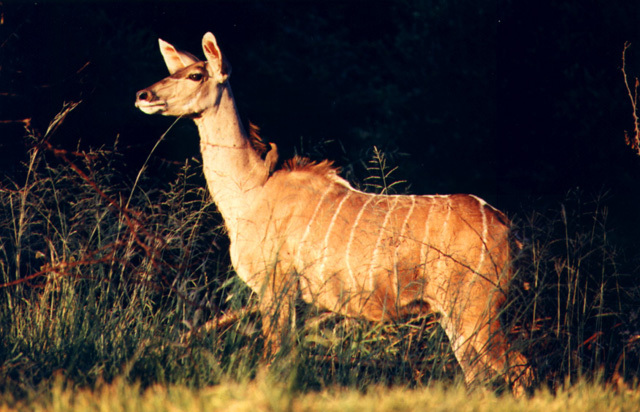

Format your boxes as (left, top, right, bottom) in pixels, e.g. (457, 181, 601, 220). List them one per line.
(135, 32, 533, 394)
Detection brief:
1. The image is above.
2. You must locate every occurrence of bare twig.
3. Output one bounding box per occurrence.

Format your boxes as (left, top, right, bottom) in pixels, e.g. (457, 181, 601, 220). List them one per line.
(622, 42, 640, 155)
(181, 306, 261, 342)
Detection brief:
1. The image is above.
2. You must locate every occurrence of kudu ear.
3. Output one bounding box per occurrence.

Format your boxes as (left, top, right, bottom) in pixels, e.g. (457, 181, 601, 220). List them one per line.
(202, 32, 231, 82)
(158, 38, 199, 74)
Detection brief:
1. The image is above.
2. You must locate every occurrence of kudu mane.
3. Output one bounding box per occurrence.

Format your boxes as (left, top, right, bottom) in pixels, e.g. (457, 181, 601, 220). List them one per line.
(282, 156, 343, 181)
(247, 122, 270, 158)
(249, 123, 343, 184)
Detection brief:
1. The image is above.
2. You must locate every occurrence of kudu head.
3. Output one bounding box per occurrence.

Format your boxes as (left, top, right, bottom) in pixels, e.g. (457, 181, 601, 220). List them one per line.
(135, 32, 232, 117)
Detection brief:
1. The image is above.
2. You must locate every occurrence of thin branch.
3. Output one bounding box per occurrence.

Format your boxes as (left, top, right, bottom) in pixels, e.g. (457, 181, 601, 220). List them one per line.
(622, 42, 640, 155)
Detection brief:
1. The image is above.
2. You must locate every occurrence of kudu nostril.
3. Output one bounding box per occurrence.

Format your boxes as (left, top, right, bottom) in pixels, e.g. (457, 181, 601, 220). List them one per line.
(136, 90, 151, 101)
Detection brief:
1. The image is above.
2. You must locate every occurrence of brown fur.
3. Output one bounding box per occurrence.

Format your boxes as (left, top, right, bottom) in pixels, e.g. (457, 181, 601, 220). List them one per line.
(136, 32, 534, 396)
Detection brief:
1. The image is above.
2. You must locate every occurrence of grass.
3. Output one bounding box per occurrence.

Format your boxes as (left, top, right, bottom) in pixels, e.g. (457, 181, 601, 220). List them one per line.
(0, 112, 238, 394)
(0, 105, 639, 407)
(1, 375, 639, 412)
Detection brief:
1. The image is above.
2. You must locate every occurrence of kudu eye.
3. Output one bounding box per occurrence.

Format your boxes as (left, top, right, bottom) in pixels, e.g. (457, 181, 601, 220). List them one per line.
(188, 73, 204, 82)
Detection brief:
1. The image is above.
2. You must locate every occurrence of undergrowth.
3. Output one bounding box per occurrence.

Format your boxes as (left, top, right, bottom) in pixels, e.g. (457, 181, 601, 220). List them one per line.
(507, 193, 640, 387)
(0, 105, 638, 401)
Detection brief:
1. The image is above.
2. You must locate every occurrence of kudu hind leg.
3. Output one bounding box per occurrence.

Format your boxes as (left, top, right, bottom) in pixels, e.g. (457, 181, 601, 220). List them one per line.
(469, 316, 533, 394)
(439, 314, 490, 386)
(440, 312, 532, 395)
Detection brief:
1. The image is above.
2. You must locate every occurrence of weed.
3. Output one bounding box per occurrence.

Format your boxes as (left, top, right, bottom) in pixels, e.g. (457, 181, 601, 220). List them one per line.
(0, 107, 638, 401)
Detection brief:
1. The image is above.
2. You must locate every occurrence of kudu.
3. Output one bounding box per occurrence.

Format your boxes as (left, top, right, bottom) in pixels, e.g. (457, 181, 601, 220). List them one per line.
(135, 32, 533, 394)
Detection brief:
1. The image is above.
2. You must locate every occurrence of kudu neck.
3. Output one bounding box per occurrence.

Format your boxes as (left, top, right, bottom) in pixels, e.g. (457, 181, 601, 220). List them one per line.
(193, 83, 269, 231)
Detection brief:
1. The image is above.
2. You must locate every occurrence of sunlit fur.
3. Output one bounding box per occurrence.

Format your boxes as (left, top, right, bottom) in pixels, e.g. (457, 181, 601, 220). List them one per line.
(136, 32, 533, 395)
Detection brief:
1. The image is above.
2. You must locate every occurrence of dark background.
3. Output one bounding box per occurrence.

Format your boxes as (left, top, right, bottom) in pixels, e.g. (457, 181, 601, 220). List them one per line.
(1, 0, 640, 253)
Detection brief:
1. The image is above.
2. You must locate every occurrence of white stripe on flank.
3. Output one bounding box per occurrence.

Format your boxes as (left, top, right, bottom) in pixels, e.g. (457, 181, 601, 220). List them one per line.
(419, 196, 441, 276)
(469, 194, 487, 208)
(393, 196, 416, 297)
(471, 196, 488, 276)
(295, 185, 333, 269)
(318, 191, 352, 281)
(345, 194, 376, 290)
(433, 196, 452, 276)
(368, 196, 400, 291)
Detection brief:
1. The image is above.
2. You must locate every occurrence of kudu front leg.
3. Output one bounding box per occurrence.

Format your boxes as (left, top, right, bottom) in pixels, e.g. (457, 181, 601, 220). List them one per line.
(258, 296, 295, 359)
(256, 270, 299, 360)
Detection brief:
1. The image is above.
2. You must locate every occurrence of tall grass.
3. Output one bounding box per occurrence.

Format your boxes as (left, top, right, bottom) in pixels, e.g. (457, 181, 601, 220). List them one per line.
(0, 108, 240, 395)
(505, 192, 639, 388)
(0, 106, 638, 401)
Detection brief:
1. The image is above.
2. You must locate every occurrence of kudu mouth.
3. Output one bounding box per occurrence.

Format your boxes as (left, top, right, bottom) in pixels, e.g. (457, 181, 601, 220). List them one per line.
(135, 89, 167, 115)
